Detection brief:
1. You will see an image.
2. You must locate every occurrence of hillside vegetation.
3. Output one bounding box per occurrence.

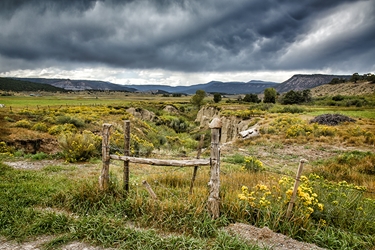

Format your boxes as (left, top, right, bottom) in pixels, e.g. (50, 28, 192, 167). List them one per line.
(0, 77, 64, 92)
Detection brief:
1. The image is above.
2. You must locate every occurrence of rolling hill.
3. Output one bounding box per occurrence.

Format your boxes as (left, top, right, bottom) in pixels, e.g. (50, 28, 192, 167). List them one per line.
(0, 77, 65, 92)
(13, 78, 136, 92)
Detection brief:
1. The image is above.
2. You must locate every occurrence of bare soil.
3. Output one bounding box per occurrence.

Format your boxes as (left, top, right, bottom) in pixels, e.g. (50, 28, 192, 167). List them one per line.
(226, 223, 325, 250)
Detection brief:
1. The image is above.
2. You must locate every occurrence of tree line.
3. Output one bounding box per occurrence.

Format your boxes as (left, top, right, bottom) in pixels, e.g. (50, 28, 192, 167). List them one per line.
(330, 72, 375, 84)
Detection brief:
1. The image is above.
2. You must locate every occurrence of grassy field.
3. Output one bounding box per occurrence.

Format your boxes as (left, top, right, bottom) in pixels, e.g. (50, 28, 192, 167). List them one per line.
(307, 108, 375, 119)
(1, 93, 375, 249)
(0, 91, 191, 108)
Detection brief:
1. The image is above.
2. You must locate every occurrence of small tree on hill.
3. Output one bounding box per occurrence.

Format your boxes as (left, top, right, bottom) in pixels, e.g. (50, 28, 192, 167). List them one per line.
(263, 88, 277, 103)
(243, 93, 261, 103)
(191, 89, 206, 109)
(280, 89, 312, 105)
(213, 93, 222, 103)
(350, 73, 361, 83)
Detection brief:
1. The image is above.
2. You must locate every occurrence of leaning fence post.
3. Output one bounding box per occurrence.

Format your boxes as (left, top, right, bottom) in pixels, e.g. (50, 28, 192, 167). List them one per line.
(142, 180, 158, 200)
(99, 123, 112, 191)
(286, 158, 308, 218)
(207, 118, 222, 219)
(123, 120, 130, 193)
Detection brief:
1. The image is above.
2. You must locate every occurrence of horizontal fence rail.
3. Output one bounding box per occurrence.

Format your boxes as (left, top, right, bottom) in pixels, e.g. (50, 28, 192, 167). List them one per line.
(109, 155, 210, 167)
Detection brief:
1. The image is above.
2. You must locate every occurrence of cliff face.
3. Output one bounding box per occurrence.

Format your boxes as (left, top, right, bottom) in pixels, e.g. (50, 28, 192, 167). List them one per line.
(195, 106, 253, 143)
(275, 74, 351, 93)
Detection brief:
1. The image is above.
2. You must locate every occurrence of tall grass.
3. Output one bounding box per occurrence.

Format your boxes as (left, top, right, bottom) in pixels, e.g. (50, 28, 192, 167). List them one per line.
(0, 162, 267, 249)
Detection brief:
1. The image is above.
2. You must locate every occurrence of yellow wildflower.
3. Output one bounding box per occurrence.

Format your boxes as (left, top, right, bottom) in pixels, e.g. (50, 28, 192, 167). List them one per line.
(317, 203, 324, 211)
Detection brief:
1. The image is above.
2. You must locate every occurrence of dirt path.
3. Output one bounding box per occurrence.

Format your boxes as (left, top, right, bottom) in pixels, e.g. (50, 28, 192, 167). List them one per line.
(0, 237, 110, 250)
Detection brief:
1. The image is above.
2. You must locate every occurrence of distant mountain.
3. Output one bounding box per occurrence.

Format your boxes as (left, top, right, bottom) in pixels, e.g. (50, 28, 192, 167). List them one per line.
(13, 78, 136, 92)
(129, 80, 278, 94)
(8, 75, 354, 95)
(11, 77, 278, 94)
(275, 74, 351, 93)
(0, 77, 65, 92)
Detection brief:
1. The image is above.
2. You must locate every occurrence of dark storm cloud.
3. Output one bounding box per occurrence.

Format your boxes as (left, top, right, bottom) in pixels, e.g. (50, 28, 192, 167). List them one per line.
(0, 0, 374, 73)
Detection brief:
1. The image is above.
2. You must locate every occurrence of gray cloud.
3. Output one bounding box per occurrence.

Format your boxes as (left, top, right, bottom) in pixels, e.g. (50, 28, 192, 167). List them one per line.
(0, 0, 374, 76)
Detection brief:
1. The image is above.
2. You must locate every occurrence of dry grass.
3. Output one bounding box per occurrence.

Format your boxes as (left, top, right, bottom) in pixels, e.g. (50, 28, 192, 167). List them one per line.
(311, 81, 375, 97)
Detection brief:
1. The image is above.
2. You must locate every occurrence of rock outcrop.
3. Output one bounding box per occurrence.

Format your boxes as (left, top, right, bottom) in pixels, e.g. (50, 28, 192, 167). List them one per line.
(126, 107, 155, 121)
(196, 106, 255, 143)
(163, 105, 179, 114)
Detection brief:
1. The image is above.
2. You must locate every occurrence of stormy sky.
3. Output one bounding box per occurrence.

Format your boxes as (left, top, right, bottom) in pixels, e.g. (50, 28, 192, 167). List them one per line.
(0, 0, 374, 85)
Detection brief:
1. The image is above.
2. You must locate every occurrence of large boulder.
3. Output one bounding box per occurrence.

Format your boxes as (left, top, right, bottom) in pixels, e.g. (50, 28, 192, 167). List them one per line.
(163, 105, 179, 114)
(126, 107, 155, 121)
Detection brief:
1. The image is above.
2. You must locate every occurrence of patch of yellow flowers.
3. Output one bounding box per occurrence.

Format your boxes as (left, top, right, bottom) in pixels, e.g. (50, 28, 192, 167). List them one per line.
(239, 174, 324, 221)
(242, 156, 265, 172)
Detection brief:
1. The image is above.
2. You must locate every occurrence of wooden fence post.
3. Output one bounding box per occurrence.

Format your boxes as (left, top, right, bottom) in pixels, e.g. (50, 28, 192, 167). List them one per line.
(142, 180, 158, 200)
(286, 158, 308, 218)
(123, 120, 130, 193)
(207, 118, 222, 219)
(99, 123, 112, 191)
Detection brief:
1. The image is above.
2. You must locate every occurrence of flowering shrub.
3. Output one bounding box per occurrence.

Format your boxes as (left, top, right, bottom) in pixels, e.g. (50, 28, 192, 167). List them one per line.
(14, 119, 32, 128)
(48, 124, 78, 135)
(58, 130, 101, 162)
(261, 116, 338, 138)
(131, 134, 154, 157)
(0, 141, 14, 158)
(238, 173, 375, 234)
(242, 156, 264, 172)
(31, 122, 48, 132)
(239, 174, 323, 227)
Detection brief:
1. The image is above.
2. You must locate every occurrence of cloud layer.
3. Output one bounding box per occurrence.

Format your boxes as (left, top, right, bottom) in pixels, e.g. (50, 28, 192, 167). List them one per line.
(1, 0, 374, 83)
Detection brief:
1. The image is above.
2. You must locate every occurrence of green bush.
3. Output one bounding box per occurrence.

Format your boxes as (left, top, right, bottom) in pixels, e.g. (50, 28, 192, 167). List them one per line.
(271, 105, 305, 114)
(223, 153, 245, 164)
(156, 115, 191, 133)
(56, 115, 85, 128)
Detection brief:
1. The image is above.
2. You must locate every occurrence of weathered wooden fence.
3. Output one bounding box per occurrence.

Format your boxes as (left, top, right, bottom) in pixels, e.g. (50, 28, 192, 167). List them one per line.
(99, 118, 222, 219)
(99, 118, 309, 220)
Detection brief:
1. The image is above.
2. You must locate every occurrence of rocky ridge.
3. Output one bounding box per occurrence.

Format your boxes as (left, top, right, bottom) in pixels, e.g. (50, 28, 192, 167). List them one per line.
(276, 74, 351, 93)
